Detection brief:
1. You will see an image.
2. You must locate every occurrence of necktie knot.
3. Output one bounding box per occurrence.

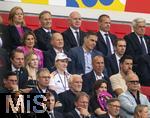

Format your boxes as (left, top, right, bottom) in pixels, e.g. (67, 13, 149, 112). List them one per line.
(104, 33, 109, 36)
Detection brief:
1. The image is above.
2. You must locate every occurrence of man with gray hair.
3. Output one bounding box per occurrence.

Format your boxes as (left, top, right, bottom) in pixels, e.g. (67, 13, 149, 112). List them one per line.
(124, 18, 150, 65)
(58, 74, 83, 114)
(118, 71, 150, 118)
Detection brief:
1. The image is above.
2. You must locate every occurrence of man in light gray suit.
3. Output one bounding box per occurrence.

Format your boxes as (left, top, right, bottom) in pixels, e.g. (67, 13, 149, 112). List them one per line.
(118, 71, 150, 118)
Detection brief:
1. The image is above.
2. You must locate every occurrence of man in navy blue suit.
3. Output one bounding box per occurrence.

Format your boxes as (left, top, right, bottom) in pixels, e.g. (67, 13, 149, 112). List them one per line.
(96, 14, 117, 57)
(105, 38, 126, 76)
(68, 31, 103, 75)
(34, 11, 57, 51)
(82, 55, 111, 96)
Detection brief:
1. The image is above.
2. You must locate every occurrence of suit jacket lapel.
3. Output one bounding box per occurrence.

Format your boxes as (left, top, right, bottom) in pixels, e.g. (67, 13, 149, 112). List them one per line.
(132, 33, 142, 48)
(79, 47, 85, 73)
(69, 28, 78, 46)
(97, 32, 106, 45)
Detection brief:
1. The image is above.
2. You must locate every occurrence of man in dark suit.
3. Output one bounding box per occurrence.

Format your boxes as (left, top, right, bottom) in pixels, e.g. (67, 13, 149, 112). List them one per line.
(105, 38, 126, 76)
(34, 11, 57, 51)
(124, 18, 150, 65)
(62, 11, 86, 51)
(9, 49, 28, 89)
(68, 31, 103, 75)
(82, 55, 111, 96)
(65, 92, 95, 118)
(36, 92, 64, 118)
(136, 54, 150, 86)
(58, 74, 83, 114)
(96, 14, 117, 57)
(98, 98, 120, 118)
(44, 32, 68, 72)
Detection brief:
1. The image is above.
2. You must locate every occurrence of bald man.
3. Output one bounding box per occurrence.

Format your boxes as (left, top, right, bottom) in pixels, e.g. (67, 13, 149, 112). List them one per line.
(44, 32, 68, 72)
(62, 11, 86, 51)
(82, 55, 112, 95)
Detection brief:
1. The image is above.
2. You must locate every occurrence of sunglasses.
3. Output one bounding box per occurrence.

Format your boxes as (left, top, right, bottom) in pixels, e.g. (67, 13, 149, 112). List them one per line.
(128, 80, 139, 84)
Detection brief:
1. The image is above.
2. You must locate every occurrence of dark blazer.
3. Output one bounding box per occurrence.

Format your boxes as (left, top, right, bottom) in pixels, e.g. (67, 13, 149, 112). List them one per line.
(34, 28, 56, 51)
(9, 66, 28, 89)
(31, 86, 58, 100)
(82, 70, 113, 96)
(136, 54, 150, 86)
(65, 110, 95, 118)
(44, 48, 68, 72)
(97, 113, 112, 118)
(58, 90, 76, 113)
(36, 110, 64, 118)
(124, 32, 150, 63)
(96, 32, 117, 56)
(105, 54, 119, 76)
(7, 25, 31, 52)
(0, 24, 9, 50)
(68, 47, 103, 74)
(0, 48, 10, 87)
(62, 28, 86, 51)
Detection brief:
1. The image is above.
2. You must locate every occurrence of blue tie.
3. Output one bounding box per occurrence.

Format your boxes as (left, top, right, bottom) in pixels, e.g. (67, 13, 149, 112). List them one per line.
(104, 34, 112, 56)
(140, 36, 147, 54)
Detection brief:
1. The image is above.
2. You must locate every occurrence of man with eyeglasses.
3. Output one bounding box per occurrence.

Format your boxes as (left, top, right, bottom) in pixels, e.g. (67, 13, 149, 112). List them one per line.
(0, 71, 18, 93)
(98, 98, 121, 118)
(31, 68, 57, 96)
(118, 71, 150, 118)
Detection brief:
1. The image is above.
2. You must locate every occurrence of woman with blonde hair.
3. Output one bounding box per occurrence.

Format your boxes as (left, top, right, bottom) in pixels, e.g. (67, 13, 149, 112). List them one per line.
(134, 105, 149, 118)
(7, 6, 31, 52)
(25, 52, 39, 88)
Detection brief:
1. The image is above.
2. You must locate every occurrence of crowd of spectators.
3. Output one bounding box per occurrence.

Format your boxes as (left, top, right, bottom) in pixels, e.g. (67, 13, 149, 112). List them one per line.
(0, 6, 150, 118)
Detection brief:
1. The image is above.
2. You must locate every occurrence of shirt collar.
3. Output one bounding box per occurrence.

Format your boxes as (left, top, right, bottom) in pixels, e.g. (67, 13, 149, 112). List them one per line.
(11, 64, 20, 72)
(47, 110, 54, 114)
(53, 48, 64, 54)
(43, 28, 51, 33)
(82, 47, 92, 53)
(70, 27, 79, 33)
(94, 71, 104, 78)
(100, 30, 109, 36)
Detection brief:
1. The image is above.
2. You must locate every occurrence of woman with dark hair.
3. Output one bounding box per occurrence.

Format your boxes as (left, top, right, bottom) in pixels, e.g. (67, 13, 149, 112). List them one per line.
(7, 6, 31, 52)
(17, 31, 44, 68)
(89, 79, 112, 116)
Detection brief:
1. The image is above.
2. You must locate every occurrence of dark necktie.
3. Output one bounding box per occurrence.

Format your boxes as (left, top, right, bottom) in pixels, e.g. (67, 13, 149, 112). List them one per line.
(140, 36, 147, 54)
(15, 70, 20, 76)
(75, 31, 80, 46)
(47, 31, 51, 39)
(104, 34, 112, 56)
(49, 112, 54, 118)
